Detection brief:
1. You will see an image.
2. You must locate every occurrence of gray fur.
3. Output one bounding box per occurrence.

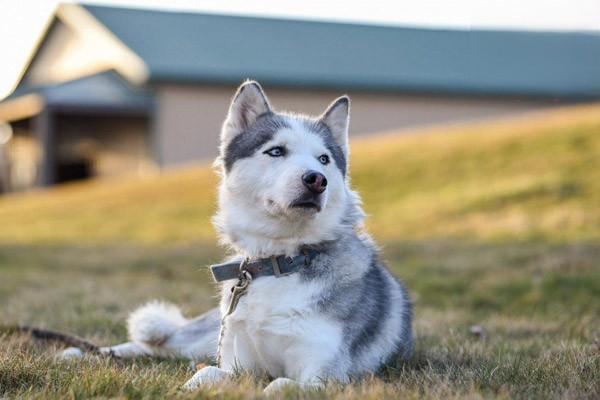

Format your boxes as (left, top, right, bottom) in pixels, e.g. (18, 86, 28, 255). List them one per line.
(299, 229, 412, 375)
(303, 118, 347, 176)
(165, 308, 220, 348)
(347, 259, 391, 357)
(394, 279, 414, 359)
(223, 112, 289, 172)
(223, 112, 347, 176)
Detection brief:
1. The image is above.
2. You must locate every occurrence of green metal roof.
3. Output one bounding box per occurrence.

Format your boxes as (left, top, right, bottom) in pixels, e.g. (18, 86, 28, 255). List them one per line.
(6, 71, 152, 112)
(83, 5, 600, 98)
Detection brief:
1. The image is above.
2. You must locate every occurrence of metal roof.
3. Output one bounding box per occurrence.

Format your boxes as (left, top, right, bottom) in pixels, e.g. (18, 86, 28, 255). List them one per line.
(0, 71, 152, 121)
(82, 4, 600, 98)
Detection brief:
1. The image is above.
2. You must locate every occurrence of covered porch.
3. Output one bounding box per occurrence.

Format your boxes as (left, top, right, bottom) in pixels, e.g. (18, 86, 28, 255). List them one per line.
(0, 71, 155, 192)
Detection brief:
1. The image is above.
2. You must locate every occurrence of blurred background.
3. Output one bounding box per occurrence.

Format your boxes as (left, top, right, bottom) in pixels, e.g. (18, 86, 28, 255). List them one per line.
(0, 1, 598, 398)
(0, 0, 599, 191)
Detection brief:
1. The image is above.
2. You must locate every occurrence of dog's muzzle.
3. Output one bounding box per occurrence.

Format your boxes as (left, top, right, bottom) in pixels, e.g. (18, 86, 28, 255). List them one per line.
(290, 192, 323, 212)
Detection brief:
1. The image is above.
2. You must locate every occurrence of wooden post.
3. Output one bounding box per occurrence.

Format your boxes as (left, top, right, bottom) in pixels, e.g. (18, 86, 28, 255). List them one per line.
(34, 109, 56, 187)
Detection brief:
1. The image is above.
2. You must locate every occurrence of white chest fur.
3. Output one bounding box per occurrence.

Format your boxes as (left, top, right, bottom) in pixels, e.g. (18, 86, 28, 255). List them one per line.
(220, 274, 342, 380)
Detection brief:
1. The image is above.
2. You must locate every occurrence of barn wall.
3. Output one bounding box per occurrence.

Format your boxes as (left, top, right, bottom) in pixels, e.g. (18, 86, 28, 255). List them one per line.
(154, 83, 556, 168)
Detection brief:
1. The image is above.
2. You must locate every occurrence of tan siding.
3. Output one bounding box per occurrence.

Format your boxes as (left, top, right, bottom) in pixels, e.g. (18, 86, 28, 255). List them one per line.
(155, 83, 554, 167)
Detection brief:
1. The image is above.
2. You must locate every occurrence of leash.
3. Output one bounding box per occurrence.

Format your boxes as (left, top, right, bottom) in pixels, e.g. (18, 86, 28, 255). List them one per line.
(215, 257, 252, 368)
(0, 325, 107, 355)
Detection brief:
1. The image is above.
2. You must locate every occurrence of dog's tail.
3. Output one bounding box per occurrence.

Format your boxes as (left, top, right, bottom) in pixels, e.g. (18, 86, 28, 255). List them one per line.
(127, 302, 220, 360)
(127, 301, 189, 345)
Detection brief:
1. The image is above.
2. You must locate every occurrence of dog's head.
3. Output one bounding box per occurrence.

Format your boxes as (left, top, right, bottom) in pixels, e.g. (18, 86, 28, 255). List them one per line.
(214, 81, 363, 254)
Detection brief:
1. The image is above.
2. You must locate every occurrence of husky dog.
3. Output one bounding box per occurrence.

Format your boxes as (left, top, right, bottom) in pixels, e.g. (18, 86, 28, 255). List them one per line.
(63, 81, 412, 393)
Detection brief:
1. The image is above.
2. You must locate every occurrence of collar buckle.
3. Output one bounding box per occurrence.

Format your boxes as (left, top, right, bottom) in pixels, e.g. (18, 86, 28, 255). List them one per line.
(270, 256, 293, 278)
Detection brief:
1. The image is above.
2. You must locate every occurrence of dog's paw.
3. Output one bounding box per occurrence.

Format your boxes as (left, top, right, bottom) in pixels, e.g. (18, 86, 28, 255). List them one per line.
(263, 377, 298, 395)
(56, 347, 84, 361)
(182, 366, 230, 391)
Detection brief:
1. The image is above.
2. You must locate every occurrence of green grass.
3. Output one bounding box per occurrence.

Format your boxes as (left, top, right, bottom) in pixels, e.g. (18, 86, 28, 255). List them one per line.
(1, 104, 599, 399)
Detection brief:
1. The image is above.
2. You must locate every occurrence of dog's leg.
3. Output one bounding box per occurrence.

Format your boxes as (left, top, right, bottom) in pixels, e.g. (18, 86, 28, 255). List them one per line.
(182, 318, 260, 391)
(181, 323, 235, 391)
(261, 317, 347, 394)
(100, 341, 152, 357)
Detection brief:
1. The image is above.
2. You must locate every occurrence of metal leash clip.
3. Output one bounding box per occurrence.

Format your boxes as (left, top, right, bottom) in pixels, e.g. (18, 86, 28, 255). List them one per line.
(216, 257, 252, 367)
(224, 258, 252, 317)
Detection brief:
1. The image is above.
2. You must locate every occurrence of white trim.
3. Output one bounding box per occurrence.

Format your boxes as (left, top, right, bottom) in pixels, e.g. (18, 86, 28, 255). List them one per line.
(0, 94, 45, 123)
(56, 4, 149, 85)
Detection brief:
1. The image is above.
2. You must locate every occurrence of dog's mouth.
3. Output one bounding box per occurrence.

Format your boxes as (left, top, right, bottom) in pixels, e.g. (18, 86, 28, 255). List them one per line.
(290, 195, 322, 212)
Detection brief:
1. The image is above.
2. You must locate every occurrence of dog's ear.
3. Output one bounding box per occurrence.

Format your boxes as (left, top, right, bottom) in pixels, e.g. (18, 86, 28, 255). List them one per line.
(320, 96, 350, 154)
(221, 80, 272, 143)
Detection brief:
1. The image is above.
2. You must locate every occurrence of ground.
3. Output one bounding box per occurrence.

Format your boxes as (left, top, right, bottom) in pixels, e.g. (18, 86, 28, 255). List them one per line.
(0, 104, 599, 399)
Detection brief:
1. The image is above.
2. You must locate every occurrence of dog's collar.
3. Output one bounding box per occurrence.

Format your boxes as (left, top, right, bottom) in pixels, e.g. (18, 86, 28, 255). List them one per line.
(210, 249, 319, 282)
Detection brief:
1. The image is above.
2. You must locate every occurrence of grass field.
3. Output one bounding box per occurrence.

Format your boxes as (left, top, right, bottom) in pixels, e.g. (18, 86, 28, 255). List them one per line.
(1, 104, 599, 399)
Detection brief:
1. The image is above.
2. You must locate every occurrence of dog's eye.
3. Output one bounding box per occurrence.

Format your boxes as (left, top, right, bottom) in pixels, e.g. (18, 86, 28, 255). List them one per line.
(264, 146, 286, 157)
(318, 154, 330, 165)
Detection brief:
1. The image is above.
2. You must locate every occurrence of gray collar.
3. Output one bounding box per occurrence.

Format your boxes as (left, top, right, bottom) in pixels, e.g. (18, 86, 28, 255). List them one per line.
(210, 249, 319, 282)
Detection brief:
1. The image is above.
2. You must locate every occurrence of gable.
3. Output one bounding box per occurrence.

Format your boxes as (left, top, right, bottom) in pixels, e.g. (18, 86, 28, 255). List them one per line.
(18, 4, 148, 90)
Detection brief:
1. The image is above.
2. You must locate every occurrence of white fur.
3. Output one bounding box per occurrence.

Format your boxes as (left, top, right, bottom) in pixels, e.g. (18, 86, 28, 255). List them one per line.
(214, 120, 350, 257)
(183, 366, 231, 390)
(218, 274, 344, 379)
(127, 301, 187, 345)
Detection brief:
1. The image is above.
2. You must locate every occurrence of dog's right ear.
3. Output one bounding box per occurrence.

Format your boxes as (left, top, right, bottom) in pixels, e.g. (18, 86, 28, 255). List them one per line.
(221, 80, 272, 143)
(320, 96, 350, 156)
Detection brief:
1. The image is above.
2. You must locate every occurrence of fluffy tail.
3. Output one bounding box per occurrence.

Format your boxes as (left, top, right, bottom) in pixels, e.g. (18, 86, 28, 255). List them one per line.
(127, 302, 220, 360)
(127, 301, 188, 346)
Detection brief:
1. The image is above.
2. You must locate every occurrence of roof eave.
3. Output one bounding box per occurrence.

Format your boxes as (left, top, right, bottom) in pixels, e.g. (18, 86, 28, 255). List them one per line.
(0, 93, 45, 122)
(147, 72, 600, 101)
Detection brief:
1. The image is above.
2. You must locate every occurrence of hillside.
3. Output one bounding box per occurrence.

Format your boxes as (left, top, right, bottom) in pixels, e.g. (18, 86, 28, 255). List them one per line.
(1, 104, 599, 245)
(1, 104, 599, 399)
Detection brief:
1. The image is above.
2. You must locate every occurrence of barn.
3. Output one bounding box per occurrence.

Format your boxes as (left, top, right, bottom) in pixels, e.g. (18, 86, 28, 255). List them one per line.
(0, 3, 599, 191)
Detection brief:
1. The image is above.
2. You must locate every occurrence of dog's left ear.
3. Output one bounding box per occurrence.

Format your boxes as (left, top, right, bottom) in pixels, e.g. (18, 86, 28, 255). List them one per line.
(320, 96, 350, 154)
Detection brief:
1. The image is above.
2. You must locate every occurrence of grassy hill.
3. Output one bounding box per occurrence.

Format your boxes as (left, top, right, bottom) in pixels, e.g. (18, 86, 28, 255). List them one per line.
(0, 104, 599, 399)
(1, 104, 599, 245)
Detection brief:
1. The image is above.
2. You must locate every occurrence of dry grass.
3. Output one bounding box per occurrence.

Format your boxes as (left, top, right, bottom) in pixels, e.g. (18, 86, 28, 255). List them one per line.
(1, 104, 599, 398)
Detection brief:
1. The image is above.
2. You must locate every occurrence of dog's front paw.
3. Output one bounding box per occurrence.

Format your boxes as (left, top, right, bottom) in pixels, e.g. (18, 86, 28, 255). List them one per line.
(182, 366, 231, 391)
(263, 377, 299, 395)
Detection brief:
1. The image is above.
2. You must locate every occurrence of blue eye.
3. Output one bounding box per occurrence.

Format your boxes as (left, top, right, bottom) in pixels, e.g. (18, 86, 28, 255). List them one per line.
(264, 146, 286, 157)
(318, 154, 330, 165)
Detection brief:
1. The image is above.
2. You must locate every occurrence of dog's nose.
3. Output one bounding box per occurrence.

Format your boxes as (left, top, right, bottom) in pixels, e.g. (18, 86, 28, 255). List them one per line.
(302, 171, 327, 194)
